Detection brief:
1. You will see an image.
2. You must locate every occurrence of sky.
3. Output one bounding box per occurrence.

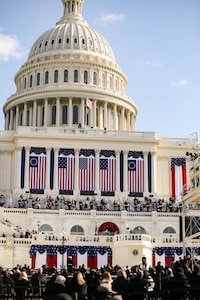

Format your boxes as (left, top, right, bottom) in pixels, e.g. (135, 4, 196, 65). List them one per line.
(0, 0, 199, 138)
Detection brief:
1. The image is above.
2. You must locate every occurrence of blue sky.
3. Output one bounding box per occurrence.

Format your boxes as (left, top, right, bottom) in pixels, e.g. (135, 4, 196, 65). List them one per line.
(0, 0, 199, 138)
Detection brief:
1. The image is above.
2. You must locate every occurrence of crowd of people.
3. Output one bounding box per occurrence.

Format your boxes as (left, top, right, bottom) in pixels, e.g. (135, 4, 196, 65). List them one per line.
(0, 256, 200, 299)
(0, 194, 187, 213)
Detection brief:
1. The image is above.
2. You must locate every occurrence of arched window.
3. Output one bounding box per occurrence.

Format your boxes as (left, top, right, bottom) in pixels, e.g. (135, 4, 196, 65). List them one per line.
(163, 227, 176, 234)
(39, 224, 53, 232)
(62, 105, 68, 124)
(64, 70, 68, 82)
(71, 225, 84, 235)
(93, 72, 97, 85)
(29, 75, 33, 88)
(52, 106, 56, 125)
(84, 71, 88, 84)
(45, 71, 49, 84)
(37, 73, 40, 85)
(54, 70, 58, 83)
(132, 226, 146, 234)
(74, 70, 78, 83)
(73, 105, 78, 124)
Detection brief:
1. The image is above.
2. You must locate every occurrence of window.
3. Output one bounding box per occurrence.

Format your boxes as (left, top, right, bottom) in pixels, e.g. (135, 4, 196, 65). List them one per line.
(84, 71, 88, 84)
(40, 224, 53, 232)
(132, 226, 146, 234)
(73, 105, 78, 124)
(30, 75, 33, 88)
(45, 71, 49, 84)
(24, 78, 26, 89)
(62, 105, 68, 124)
(52, 106, 56, 125)
(66, 38, 70, 44)
(42, 106, 44, 126)
(27, 110, 30, 126)
(51, 39, 54, 45)
(74, 38, 77, 44)
(74, 70, 78, 83)
(59, 38, 62, 44)
(64, 70, 68, 82)
(163, 227, 176, 234)
(82, 39, 85, 44)
(54, 70, 58, 83)
(71, 225, 84, 235)
(102, 74, 105, 87)
(45, 41, 48, 46)
(37, 73, 40, 86)
(93, 72, 97, 85)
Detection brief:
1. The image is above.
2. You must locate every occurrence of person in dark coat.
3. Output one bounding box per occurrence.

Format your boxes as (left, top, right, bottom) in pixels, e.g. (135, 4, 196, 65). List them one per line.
(188, 265, 200, 300)
(14, 271, 33, 300)
(1, 270, 15, 297)
(112, 269, 129, 300)
(167, 266, 191, 300)
(31, 267, 47, 297)
(44, 274, 71, 300)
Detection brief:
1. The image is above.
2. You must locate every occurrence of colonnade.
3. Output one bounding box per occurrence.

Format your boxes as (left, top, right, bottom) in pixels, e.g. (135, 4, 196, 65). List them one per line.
(5, 97, 136, 132)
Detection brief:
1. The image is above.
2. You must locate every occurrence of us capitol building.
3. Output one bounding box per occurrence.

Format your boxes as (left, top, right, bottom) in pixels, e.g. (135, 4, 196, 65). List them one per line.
(0, 0, 199, 270)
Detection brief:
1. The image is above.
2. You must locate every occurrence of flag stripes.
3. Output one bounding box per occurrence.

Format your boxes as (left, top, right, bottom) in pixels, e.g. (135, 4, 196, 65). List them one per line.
(29, 148, 46, 191)
(128, 151, 144, 193)
(58, 149, 75, 191)
(100, 150, 116, 192)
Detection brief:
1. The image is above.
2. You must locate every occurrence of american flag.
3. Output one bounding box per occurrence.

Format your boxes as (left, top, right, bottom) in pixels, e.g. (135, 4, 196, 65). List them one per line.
(100, 150, 116, 192)
(86, 97, 93, 110)
(79, 150, 95, 192)
(171, 158, 187, 201)
(128, 151, 144, 193)
(29, 148, 46, 190)
(58, 149, 75, 191)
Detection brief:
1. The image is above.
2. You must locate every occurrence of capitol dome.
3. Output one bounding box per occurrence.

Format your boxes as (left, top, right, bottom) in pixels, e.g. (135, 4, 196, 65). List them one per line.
(3, 0, 137, 132)
(28, 1, 116, 63)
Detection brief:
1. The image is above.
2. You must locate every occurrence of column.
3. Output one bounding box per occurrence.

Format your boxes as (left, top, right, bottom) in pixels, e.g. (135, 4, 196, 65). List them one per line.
(124, 151, 128, 193)
(104, 101, 107, 129)
(81, 98, 85, 127)
(127, 110, 130, 131)
(113, 104, 117, 130)
(16, 105, 19, 129)
(53, 148, 59, 191)
(93, 99, 96, 128)
(33, 100, 37, 127)
(116, 150, 120, 194)
(29, 106, 33, 126)
(25, 147, 30, 191)
(151, 151, 157, 193)
(5, 112, 9, 130)
(44, 98, 48, 127)
(121, 107, 125, 131)
(23, 103, 27, 126)
(15, 146, 22, 189)
(144, 151, 148, 193)
(56, 97, 60, 126)
(9, 109, 13, 130)
(95, 150, 100, 193)
(68, 97, 72, 127)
